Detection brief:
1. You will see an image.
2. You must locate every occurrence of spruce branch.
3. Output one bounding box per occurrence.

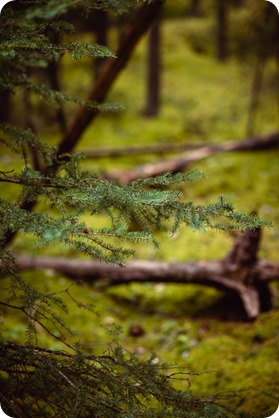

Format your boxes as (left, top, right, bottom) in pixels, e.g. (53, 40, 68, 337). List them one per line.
(0, 298, 75, 351)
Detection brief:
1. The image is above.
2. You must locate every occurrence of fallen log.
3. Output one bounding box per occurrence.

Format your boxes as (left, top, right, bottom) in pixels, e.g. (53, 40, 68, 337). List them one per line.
(82, 131, 279, 160)
(15, 256, 279, 319)
(13, 228, 279, 321)
(82, 141, 208, 158)
(103, 132, 279, 183)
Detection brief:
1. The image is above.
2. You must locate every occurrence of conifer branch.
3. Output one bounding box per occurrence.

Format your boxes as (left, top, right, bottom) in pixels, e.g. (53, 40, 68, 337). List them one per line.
(0, 1, 164, 247)
(0, 299, 75, 351)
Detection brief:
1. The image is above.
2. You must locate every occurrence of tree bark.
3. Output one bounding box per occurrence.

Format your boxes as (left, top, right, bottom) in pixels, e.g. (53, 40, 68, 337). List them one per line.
(92, 10, 109, 78)
(142, 6, 162, 117)
(216, 0, 229, 61)
(46, 31, 67, 133)
(103, 131, 279, 183)
(246, 56, 266, 137)
(12, 228, 279, 320)
(190, 0, 202, 17)
(0, 89, 11, 123)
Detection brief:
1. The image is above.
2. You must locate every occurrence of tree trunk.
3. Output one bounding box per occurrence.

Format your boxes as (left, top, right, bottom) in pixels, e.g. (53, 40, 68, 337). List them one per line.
(46, 31, 67, 133)
(216, 0, 228, 61)
(246, 56, 266, 137)
(0, 89, 11, 123)
(142, 6, 162, 117)
(92, 10, 109, 78)
(231, 0, 245, 7)
(190, 0, 202, 16)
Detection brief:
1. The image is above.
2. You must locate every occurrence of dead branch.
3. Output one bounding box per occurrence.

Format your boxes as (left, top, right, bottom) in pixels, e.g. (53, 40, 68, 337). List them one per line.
(82, 131, 279, 160)
(103, 131, 279, 183)
(12, 227, 279, 320)
(82, 141, 208, 158)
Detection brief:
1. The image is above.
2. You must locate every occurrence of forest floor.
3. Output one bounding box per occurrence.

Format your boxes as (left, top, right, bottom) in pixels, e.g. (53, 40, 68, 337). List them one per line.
(1, 15, 279, 417)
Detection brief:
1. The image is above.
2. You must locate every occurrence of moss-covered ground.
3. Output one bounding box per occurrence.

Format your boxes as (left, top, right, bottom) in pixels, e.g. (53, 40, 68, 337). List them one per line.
(1, 12, 279, 418)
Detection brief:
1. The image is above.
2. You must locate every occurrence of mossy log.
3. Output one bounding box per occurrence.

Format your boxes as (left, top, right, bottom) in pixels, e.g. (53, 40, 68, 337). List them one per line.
(14, 228, 279, 321)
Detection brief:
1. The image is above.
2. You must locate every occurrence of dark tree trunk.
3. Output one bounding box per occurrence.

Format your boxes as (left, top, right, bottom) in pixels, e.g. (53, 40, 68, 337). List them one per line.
(246, 56, 266, 137)
(190, 0, 202, 16)
(231, 0, 245, 7)
(93, 10, 109, 78)
(46, 31, 67, 133)
(0, 89, 11, 123)
(216, 0, 229, 61)
(23, 84, 41, 171)
(142, 6, 162, 117)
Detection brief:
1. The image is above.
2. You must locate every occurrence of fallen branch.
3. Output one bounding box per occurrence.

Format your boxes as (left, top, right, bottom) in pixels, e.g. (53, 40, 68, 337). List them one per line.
(103, 131, 279, 183)
(82, 131, 279, 160)
(13, 228, 279, 320)
(15, 256, 279, 287)
(82, 141, 208, 158)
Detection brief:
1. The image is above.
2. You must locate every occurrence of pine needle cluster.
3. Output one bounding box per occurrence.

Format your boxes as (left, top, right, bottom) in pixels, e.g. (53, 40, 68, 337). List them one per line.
(0, 338, 255, 418)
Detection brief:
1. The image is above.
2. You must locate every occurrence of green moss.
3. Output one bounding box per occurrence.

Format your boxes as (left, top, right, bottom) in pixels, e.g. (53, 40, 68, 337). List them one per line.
(2, 13, 279, 418)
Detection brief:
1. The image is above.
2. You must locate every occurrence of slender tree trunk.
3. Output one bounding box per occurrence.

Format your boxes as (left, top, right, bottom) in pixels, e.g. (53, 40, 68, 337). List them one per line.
(142, 6, 162, 117)
(276, 53, 279, 130)
(23, 85, 41, 171)
(246, 57, 266, 137)
(93, 10, 109, 78)
(231, 0, 245, 7)
(47, 32, 67, 133)
(0, 90, 11, 123)
(190, 0, 202, 16)
(216, 0, 229, 61)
